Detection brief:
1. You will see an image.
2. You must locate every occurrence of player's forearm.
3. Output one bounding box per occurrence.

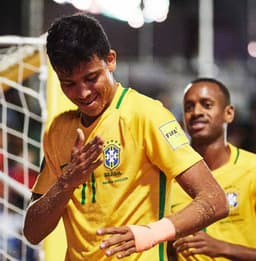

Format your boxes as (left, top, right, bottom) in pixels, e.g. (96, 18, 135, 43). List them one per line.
(171, 160, 229, 238)
(169, 188, 228, 238)
(23, 178, 75, 244)
(219, 241, 256, 261)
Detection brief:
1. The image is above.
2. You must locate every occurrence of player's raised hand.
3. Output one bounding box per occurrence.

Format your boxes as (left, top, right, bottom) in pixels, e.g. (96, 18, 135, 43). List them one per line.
(59, 128, 103, 189)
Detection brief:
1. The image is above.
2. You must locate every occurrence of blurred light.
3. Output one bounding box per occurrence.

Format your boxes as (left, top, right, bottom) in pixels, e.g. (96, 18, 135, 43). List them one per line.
(72, 0, 93, 10)
(143, 0, 169, 23)
(128, 8, 144, 28)
(53, 0, 67, 3)
(52, 0, 170, 28)
(248, 41, 256, 58)
(97, 0, 142, 24)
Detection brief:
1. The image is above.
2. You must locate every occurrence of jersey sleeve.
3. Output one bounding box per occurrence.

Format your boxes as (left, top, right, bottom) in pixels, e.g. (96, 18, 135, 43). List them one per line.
(142, 100, 202, 179)
(31, 125, 60, 194)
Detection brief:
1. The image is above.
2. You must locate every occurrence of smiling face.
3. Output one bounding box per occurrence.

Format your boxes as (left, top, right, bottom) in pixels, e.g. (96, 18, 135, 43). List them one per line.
(183, 81, 234, 145)
(55, 50, 117, 126)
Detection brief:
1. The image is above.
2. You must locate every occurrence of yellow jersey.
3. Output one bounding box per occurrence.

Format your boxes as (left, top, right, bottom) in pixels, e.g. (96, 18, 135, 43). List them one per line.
(33, 84, 202, 260)
(170, 143, 256, 261)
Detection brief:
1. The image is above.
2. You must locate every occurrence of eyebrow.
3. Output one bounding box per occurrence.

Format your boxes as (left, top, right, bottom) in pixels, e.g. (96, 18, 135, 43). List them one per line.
(59, 69, 100, 82)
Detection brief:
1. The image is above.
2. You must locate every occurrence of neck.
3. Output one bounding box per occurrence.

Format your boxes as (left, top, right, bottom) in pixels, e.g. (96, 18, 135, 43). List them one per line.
(80, 114, 98, 127)
(192, 139, 230, 170)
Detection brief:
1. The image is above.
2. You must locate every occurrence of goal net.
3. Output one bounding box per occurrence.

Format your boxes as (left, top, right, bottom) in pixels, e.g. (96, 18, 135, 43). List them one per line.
(0, 35, 47, 261)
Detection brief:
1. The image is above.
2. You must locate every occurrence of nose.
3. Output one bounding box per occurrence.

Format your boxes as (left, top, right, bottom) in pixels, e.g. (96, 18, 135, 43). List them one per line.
(77, 82, 91, 99)
(193, 103, 203, 115)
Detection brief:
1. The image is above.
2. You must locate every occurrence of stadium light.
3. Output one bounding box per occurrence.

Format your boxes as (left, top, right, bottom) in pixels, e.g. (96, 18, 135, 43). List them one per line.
(52, 0, 170, 28)
(248, 41, 256, 58)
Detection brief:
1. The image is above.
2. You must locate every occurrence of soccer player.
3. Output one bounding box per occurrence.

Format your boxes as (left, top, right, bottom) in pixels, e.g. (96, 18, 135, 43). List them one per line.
(168, 78, 256, 261)
(23, 14, 228, 260)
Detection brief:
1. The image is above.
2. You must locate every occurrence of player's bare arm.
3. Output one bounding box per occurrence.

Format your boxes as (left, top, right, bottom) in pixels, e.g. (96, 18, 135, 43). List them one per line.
(97, 160, 228, 259)
(23, 128, 103, 244)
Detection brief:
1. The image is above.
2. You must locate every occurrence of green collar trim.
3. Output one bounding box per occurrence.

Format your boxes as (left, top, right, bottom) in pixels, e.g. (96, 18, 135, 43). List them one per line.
(115, 88, 129, 109)
(233, 147, 240, 164)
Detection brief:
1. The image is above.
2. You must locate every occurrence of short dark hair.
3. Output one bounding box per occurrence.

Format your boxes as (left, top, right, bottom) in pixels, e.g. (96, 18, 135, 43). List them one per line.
(46, 12, 111, 74)
(190, 77, 231, 105)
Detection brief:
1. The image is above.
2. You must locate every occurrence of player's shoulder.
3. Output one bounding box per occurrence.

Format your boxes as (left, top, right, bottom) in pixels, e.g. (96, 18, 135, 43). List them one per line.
(55, 109, 80, 121)
(124, 87, 167, 115)
(119, 87, 177, 128)
(127, 87, 160, 104)
(48, 109, 80, 130)
(230, 143, 256, 166)
(238, 146, 256, 159)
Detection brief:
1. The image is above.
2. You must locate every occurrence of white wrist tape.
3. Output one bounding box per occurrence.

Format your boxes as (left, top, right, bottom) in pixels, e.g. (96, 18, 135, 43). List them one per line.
(128, 218, 176, 252)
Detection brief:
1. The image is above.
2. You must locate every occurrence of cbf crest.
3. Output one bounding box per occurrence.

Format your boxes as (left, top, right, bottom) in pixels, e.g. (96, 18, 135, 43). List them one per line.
(226, 192, 238, 208)
(103, 140, 121, 169)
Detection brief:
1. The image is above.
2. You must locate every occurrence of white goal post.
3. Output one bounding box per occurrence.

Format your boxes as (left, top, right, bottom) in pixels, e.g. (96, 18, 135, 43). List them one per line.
(0, 35, 47, 261)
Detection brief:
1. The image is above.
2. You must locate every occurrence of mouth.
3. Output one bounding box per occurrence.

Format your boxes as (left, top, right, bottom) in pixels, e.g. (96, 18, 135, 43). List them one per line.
(189, 120, 208, 131)
(79, 95, 98, 107)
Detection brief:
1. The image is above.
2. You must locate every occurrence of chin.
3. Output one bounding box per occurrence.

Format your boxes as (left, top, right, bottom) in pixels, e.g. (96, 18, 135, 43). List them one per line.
(190, 132, 207, 140)
(83, 109, 105, 118)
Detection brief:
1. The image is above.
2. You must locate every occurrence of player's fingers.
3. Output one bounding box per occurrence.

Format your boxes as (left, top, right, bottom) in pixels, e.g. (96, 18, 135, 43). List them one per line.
(97, 226, 130, 237)
(78, 144, 103, 169)
(175, 240, 205, 252)
(81, 159, 103, 175)
(73, 128, 85, 151)
(180, 245, 209, 257)
(104, 241, 136, 258)
(174, 234, 200, 248)
(81, 136, 103, 154)
(82, 140, 103, 160)
(116, 247, 136, 259)
(72, 135, 103, 164)
(99, 231, 134, 256)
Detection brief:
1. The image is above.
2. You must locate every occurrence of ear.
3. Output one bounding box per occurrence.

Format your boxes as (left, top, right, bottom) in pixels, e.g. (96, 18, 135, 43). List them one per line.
(106, 49, 117, 72)
(224, 105, 235, 124)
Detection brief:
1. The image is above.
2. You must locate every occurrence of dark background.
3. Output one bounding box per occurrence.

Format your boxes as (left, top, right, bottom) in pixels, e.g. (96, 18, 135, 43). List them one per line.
(1, 0, 256, 152)
(0, 0, 249, 60)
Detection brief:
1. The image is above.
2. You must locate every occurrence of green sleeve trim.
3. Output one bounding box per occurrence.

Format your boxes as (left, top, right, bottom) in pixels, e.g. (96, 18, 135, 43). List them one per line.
(159, 172, 166, 219)
(159, 171, 166, 261)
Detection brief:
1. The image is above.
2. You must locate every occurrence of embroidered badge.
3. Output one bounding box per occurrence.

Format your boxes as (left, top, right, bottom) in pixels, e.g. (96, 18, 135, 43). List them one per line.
(159, 120, 188, 150)
(103, 140, 121, 169)
(226, 192, 238, 208)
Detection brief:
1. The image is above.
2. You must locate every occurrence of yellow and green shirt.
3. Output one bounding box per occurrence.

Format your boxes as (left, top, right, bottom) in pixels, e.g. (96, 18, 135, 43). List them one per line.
(170, 143, 256, 261)
(33, 84, 202, 260)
